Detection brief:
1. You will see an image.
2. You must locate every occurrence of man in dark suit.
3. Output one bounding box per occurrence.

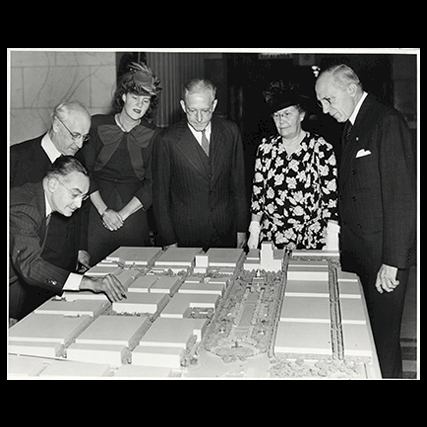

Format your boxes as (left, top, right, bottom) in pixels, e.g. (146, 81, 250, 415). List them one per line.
(10, 101, 91, 273)
(315, 64, 416, 378)
(153, 79, 248, 250)
(9, 157, 126, 320)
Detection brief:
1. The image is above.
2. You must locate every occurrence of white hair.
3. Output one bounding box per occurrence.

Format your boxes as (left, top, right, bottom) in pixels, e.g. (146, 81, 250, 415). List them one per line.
(322, 64, 363, 91)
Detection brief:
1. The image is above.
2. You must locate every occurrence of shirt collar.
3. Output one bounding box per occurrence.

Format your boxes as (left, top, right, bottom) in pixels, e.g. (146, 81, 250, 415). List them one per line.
(187, 121, 212, 137)
(349, 91, 368, 125)
(44, 192, 53, 218)
(41, 132, 62, 163)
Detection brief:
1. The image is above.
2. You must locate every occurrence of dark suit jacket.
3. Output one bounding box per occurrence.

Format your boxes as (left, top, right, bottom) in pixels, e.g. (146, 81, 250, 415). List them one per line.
(10, 135, 52, 188)
(10, 134, 88, 269)
(9, 181, 71, 293)
(153, 117, 248, 247)
(339, 94, 416, 274)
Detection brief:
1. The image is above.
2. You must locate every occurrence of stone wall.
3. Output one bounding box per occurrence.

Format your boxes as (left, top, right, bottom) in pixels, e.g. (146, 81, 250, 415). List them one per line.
(9, 50, 116, 145)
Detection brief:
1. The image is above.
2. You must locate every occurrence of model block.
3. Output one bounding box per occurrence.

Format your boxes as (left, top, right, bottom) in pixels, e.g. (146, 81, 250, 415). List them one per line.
(160, 293, 219, 319)
(9, 340, 64, 359)
(195, 255, 209, 267)
(206, 248, 245, 267)
(106, 246, 162, 266)
(34, 299, 109, 317)
(62, 291, 109, 301)
(194, 254, 209, 273)
(139, 318, 208, 349)
(214, 267, 236, 275)
(38, 360, 111, 378)
(184, 276, 202, 284)
(284, 280, 329, 298)
(338, 281, 362, 299)
(179, 281, 225, 296)
(336, 267, 359, 282)
(206, 277, 229, 287)
(155, 247, 202, 267)
(113, 268, 141, 288)
(288, 260, 329, 269)
(131, 345, 184, 369)
(85, 263, 122, 277)
(287, 260, 329, 281)
(274, 321, 332, 356)
(149, 276, 182, 295)
(339, 298, 367, 325)
(280, 296, 330, 323)
(75, 315, 150, 349)
(66, 343, 130, 367)
(9, 313, 92, 346)
(149, 265, 188, 274)
(246, 249, 260, 261)
(342, 324, 372, 358)
(243, 242, 284, 272)
(112, 293, 169, 316)
(291, 248, 340, 258)
(127, 275, 159, 293)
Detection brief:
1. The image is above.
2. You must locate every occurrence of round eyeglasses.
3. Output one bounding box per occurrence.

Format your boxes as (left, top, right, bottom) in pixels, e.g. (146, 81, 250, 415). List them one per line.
(56, 116, 90, 142)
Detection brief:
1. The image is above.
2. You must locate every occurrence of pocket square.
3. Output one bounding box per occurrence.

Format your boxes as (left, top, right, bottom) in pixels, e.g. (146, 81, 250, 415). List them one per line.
(356, 149, 372, 158)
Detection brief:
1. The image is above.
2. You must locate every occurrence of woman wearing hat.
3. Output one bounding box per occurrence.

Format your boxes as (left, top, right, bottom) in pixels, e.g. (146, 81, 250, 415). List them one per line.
(248, 83, 338, 251)
(82, 62, 162, 264)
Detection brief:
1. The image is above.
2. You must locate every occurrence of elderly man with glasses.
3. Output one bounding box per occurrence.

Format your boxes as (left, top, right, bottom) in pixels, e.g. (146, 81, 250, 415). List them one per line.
(153, 78, 248, 250)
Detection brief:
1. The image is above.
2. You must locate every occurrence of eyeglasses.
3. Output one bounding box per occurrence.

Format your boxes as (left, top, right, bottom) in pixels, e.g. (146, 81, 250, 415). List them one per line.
(185, 106, 214, 117)
(56, 179, 89, 201)
(56, 116, 90, 142)
(317, 96, 334, 110)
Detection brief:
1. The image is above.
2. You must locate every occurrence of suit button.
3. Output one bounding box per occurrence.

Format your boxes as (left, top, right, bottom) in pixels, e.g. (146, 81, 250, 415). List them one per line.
(351, 169, 356, 175)
(352, 196, 357, 202)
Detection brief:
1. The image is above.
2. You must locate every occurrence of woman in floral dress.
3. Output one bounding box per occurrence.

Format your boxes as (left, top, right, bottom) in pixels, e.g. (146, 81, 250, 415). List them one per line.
(248, 84, 338, 250)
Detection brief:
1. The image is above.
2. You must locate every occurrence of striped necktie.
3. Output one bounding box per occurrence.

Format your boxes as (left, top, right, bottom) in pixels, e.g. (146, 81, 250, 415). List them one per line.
(200, 129, 210, 157)
(46, 213, 52, 228)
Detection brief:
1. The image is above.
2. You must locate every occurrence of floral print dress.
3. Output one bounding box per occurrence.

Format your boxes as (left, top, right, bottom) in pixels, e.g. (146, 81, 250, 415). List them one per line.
(251, 132, 338, 250)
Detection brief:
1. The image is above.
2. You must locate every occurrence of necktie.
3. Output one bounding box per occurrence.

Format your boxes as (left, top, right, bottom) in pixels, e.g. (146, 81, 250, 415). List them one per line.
(200, 129, 210, 157)
(343, 120, 353, 144)
(46, 213, 52, 228)
(41, 213, 52, 250)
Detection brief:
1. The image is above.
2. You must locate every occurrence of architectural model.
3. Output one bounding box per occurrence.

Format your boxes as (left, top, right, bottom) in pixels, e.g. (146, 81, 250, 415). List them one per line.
(9, 244, 376, 379)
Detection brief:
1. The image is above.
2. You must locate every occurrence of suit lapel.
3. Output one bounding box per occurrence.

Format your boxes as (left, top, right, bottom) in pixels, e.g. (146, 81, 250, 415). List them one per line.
(340, 94, 375, 180)
(33, 181, 48, 243)
(176, 120, 210, 180)
(26, 137, 52, 183)
(210, 118, 227, 184)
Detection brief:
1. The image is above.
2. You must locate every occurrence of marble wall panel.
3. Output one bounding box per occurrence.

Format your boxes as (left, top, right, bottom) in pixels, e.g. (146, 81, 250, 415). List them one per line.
(9, 50, 116, 145)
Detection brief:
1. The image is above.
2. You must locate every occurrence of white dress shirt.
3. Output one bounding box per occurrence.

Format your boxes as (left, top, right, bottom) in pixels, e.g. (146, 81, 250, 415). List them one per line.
(349, 91, 368, 125)
(41, 133, 62, 163)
